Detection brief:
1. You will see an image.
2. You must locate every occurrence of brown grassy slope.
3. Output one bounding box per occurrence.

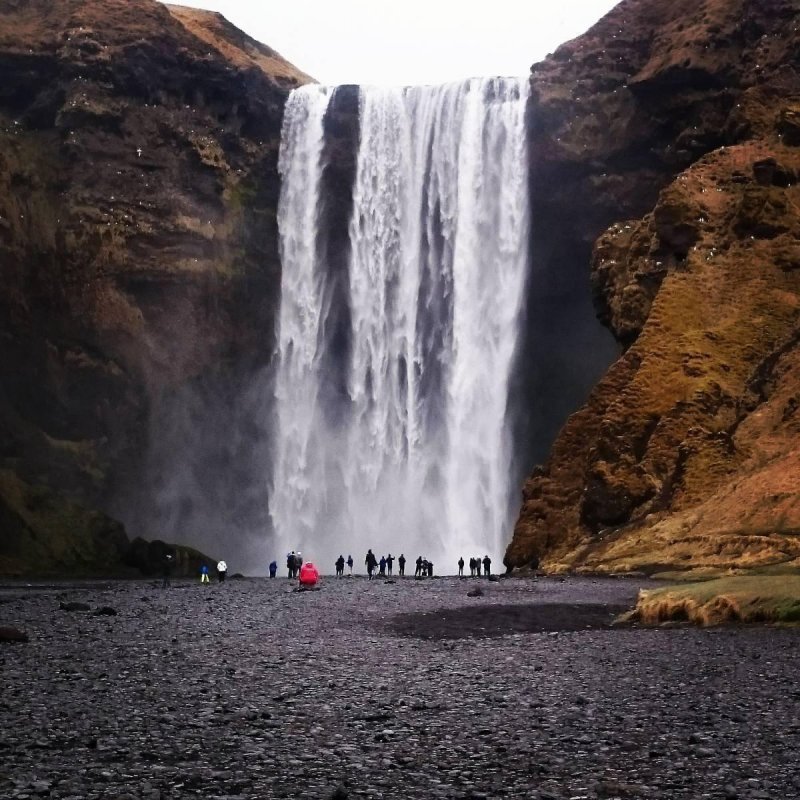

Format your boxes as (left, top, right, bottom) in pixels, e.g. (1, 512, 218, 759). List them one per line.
(164, 4, 312, 85)
(507, 0, 800, 574)
(630, 576, 800, 625)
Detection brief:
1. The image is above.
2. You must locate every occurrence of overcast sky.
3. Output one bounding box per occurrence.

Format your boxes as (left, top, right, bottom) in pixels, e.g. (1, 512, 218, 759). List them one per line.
(164, 0, 620, 86)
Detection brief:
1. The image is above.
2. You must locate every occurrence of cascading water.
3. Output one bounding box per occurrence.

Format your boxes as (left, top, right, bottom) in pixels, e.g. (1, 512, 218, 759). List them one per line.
(272, 78, 530, 572)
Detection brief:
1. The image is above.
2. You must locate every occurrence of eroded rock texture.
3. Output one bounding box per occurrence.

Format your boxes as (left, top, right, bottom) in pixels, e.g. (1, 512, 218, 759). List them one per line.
(507, 0, 800, 574)
(0, 0, 309, 574)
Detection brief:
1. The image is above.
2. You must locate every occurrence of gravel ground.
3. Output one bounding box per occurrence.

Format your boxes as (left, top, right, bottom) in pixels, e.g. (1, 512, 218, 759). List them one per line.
(1, 575, 799, 800)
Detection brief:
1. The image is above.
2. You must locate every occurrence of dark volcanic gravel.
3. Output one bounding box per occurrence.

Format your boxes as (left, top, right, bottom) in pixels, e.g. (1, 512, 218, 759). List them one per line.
(1, 576, 799, 800)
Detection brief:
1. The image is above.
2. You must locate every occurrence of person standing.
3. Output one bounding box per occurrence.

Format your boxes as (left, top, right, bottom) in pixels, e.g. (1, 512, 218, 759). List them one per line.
(397, 554, 406, 577)
(347, 555, 354, 575)
(200, 564, 210, 584)
(483, 555, 491, 577)
(162, 551, 173, 589)
(269, 560, 278, 578)
(365, 549, 378, 580)
(458, 557, 464, 577)
(335, 555, 345, 577)
(415, 556, 423, 577)
(386, 553, 394, 576)
(287, 551, 296, 579)
(217, 560, 228, 583)
(379, 555, 387, 577)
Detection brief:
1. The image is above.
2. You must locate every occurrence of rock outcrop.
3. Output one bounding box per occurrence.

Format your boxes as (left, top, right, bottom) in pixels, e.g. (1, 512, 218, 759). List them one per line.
(507, 0, 800, 575)
(0, 0, 309, 574)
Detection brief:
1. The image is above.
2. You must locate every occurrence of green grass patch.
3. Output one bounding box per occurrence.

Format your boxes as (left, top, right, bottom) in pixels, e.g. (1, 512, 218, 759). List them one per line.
(632, 575, 800, 625)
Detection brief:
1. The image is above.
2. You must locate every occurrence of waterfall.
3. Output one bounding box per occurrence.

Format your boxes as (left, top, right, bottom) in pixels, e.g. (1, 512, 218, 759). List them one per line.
(272, 78, 530, 572)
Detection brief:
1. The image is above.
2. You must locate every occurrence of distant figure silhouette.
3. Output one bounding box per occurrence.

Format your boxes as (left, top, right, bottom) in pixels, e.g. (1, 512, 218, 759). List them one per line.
(269, 561, 278, 578)
(200, 564, 210, 584)
(217, 560, 227, 583)
(483, 555, 491, 577)
(335, 555, 345, 577)
(365, 549, 378, 580)
(162, 552, 174, 589)
(379, 555, 387, 576)
(386, 553, 394, 576)
(347, 555, 354, 575)
(398, 554, 406, 576)
(415, 556, 423, 577)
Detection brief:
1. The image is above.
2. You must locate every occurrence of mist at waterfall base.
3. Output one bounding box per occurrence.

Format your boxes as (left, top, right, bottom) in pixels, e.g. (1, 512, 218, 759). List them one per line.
(271, 79, 531, 575)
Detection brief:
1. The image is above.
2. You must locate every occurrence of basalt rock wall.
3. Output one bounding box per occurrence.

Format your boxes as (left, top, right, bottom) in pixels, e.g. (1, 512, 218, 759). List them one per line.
(507, 0, 800, 575)
(0, 0, 310, 574)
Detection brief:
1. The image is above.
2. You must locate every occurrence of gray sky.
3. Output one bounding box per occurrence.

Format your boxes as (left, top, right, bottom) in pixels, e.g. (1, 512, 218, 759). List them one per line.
(164, 0, 620, 86)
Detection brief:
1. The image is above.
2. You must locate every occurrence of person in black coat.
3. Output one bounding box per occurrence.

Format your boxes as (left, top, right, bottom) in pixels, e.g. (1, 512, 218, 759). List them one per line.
(365, 549, 378, 579)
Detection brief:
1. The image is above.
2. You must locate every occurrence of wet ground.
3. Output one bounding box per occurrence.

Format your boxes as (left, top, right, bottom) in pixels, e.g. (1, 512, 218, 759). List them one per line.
(1, 575, 799, 800)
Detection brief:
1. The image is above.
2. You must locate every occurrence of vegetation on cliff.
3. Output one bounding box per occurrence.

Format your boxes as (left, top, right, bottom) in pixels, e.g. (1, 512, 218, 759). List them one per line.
(0, 0, 309, 575)
(507, 0, 800, 577)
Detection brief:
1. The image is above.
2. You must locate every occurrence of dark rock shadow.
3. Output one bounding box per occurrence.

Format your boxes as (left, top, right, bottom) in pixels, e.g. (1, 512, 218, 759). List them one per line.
(387, 602, 631, 639)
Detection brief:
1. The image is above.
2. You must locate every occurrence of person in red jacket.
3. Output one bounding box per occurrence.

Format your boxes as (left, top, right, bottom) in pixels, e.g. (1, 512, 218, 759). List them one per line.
(299, 561, 319, 588)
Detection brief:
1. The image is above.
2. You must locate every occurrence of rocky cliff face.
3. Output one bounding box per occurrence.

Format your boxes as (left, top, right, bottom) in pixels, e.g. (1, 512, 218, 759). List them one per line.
(0, 0, 309, 574)
(507, 0, 800, 574)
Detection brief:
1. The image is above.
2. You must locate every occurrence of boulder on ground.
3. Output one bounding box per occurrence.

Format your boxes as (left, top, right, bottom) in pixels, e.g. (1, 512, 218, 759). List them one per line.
(0, 625, 28, 643)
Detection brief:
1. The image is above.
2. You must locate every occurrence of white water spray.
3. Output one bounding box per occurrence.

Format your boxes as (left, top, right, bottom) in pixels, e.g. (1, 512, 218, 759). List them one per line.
(272, 78, 530, 573)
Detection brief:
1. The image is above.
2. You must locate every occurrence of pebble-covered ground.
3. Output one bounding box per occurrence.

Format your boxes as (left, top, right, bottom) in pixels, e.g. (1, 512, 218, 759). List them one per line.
(1, 575, 799, 800)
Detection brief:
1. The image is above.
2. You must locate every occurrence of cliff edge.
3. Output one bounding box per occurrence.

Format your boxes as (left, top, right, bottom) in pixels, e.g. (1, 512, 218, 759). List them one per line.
(0, 0, 309, 575)
(507, 0, 800, 575)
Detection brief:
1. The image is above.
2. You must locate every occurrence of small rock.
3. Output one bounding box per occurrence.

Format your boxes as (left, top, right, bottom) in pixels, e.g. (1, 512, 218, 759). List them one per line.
(0, 625, 28, 643)
(59, 601, 90, 612)
(467, 587, 483, 598)
(330, 784, 349, 799)
(93, 606, 118, 616)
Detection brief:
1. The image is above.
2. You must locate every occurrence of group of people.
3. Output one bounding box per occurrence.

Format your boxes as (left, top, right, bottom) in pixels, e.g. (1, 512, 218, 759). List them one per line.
(271, 550, 493, 579)
(363, 550, 409, 579)
(458, 555, 492, 577)
(286, 550, 304, 578)
(334, 555, 355, 576)
(174, 551, 493, 585)
(200, 560, 227, 583)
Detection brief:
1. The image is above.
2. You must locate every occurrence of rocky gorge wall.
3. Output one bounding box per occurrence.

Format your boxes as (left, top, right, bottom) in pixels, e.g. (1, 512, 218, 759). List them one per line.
(506, 0, 800, 575)
(5, 0, 800, 577)
(0, 0, 310, 574)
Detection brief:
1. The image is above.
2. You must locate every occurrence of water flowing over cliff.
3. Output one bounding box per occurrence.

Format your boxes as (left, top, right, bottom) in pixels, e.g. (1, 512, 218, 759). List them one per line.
(273, 79, 530, 567)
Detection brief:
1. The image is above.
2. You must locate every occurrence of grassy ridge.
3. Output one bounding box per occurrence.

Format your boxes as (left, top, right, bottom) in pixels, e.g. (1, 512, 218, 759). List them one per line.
(630, 575, 800, 625)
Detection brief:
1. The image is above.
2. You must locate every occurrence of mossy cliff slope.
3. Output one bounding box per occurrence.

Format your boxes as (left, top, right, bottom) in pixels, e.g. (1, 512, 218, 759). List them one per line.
(507, 0, 800, 574)
(0, 0, 309, 574)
